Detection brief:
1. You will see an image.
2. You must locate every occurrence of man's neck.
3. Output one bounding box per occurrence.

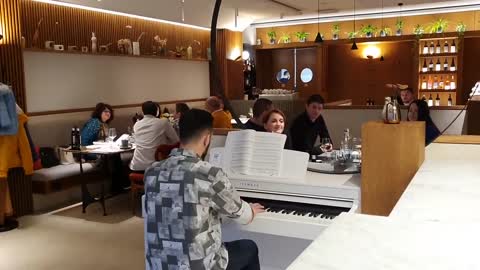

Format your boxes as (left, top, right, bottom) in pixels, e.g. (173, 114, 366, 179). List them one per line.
(250, 117, 263, 126)
(180, 143, 203, 158)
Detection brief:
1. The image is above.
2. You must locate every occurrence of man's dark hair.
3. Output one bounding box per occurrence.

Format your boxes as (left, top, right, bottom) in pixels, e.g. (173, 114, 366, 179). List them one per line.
(142, 101, 159, 116)
(175, 103, 190, 115)
(179, 109, 213, 144)
(401, 87, 414, 94)
(252, 98, 273, 118)
(91, 102, 114, 123)
(306, 94, 325, 105)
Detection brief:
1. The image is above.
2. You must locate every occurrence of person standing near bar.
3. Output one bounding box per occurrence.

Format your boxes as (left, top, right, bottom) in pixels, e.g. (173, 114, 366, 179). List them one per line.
(400, 87, 415, 107)
(244, 98, 273, 132)
(290, 94, 331, 155)
(144, 109, 264, 270)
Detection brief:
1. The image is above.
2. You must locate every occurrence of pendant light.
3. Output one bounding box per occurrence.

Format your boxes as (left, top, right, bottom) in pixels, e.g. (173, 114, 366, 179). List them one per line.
(234, 8, 239, 28)
(314, 0, 323, 43)
(181, 0, 185, 22)
(379, 0, 385, 61)
(351, 0, 358, 50)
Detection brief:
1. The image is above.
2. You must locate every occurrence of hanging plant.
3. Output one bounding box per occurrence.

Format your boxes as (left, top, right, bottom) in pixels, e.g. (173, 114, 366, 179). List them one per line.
(346, 31, 358, 39)
(395, 18, 404, 36)
(379, 27, 391, 37)
(280, 33, 291, 43)
(267, 30, 277, 44)
(413, 24, 424, 37)
(456, 22, 467, 35)
(332, 23, 341, 40)
(361, 24, 377, 38)
(295, 31, 310, 42)
(429, 18, 448, 34)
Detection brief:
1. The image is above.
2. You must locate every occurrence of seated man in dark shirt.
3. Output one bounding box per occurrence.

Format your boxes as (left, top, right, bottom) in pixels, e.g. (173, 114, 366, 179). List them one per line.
(243, 98, 273, 131)
(290, 94, 331, 155)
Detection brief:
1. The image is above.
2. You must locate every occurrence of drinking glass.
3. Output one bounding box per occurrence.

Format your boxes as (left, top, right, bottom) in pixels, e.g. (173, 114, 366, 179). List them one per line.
(108, 128, 117, 148)
(352, 137, 362, 161)
(320, 138, 333, 153)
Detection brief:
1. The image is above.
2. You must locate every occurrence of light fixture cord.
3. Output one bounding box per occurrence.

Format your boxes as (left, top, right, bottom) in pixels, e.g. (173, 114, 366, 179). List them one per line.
(381, 0, 384, 28)
(353, 0, 356, 32)
(317, 0, 320, 33)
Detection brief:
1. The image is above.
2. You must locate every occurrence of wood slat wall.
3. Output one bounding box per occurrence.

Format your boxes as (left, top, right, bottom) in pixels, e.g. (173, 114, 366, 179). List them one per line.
(0, 0, 27, 110)
(20, 0, 210, 59)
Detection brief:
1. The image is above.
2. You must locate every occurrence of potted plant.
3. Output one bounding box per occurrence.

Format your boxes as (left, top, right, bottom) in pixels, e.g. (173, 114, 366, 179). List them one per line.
(361, 24, 377, 38)
(456, 22, 466, 35)
(332, 23, 340, 40)
(429, 18, 448, 33)
(413, 24, 424, 37)
(395, 18, 404, 36)
(267, 30, 276, 44)
(379, 26, 391, 37)
(280, 33, 291, 43)
(295, 31, 310, 42)
(346, 31, 358, 39)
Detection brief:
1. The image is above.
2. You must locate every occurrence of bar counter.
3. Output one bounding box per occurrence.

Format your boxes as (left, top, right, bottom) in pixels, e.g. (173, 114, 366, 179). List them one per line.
(287, 139, 480, 270)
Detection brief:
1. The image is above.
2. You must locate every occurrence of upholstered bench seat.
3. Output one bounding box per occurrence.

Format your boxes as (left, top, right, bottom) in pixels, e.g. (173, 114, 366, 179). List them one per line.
(32, 163, 104, 194)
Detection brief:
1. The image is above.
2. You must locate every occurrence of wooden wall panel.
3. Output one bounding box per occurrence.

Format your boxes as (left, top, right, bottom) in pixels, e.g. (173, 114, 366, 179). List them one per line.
(461, 37, 480, 103)
(327, 41, 415, 105)
(0, 0, 26, 110)
(20, 0, 210, 59)
(272, 49, 295, 90)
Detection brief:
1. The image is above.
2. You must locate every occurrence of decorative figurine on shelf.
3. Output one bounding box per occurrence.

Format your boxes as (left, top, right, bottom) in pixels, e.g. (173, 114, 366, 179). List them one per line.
(133, 32, 145, 56)
(117, 39, 132, 55)
(81, 46, 88, 53)
(171, 46, 186, 58)
(91, 32, 97, 53)
(99, 43, 112, 53)
(32, 18, 43, 48)
(193, 40, 202, 58)
(153, 36, 168, 56)
(187, 45, 193, 59)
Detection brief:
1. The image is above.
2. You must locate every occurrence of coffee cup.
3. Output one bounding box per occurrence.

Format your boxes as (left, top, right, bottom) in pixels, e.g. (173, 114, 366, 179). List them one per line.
(121, 139, 129, 148)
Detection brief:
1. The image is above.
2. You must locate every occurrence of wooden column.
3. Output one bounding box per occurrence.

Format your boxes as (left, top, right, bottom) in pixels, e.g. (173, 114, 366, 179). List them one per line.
(0, 0, 26, 111)
(466, 100, 480, 135)
(210, 29, 244, 99)
(361, 121, 425, 216)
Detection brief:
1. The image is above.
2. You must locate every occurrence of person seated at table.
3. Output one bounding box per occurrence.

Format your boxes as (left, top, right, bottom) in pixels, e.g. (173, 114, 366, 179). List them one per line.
(173, 103, 190, 133)
(290, 94, 331, 155)
(407, 99, 441, 145)
(81, 102, 114, 146)
(129, 101, 179, 172)
(244, 98, 273, 131)
(263, 109, 291, 149)
(205, 96, 232, 129)
(144, 108, 264, 270)
(400, 87, 415, 106)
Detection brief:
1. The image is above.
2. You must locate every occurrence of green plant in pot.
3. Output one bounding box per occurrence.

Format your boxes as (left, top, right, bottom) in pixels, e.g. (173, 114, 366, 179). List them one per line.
(379, 26, 391, 37)
(280, 33, 291, 43)
(361, 24, 377, 38)
(429, 18, 448, 34)
(295, 31, 310, 42)
(456, 22, 466, 35)
(413, 24, 424, 37)
(346, 31, 358, 39)
(332, 23, 340, 40)
(267, 30, 276, 44)
(395, 18, 404, 36)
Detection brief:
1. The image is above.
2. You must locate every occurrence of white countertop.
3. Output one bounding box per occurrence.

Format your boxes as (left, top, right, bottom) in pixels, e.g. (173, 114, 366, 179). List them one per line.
(288, 142, 480, 270)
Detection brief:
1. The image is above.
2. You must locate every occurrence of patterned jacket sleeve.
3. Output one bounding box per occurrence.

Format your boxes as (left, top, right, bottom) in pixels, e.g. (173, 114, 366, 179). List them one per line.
(81, 118, 100, 146)
(209, 167, 253, 225)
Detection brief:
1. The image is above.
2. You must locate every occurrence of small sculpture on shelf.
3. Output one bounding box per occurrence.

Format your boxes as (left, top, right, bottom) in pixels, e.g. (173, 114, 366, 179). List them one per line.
(32, 18, 43, 48)
(99, 43, 112, 53)
(153, 36, 168, 56)
(133, 32, 145, 56)
(171, 46, 186, 58)
(193, 40, 202, 58)
(91, 32, 97, 53)
(117, 39, 132, 55)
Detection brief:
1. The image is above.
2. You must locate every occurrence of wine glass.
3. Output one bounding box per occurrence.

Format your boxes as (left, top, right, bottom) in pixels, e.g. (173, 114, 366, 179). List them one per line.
(320, 138, 333, 153)
(108, 128, 117, 148)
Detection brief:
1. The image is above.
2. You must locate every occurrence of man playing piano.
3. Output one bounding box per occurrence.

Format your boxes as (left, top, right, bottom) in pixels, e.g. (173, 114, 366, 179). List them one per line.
(290, 94, 331, 155)
(144, 108, 264, 270)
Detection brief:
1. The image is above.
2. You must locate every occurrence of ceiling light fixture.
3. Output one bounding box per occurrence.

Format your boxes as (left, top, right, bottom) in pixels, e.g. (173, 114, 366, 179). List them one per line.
(235, 8, 239, 28)
(181, 0, 185, 22)
(314, 0, 323, 43)
(351, 0, 358, 50)
(32, 0, 209, 30)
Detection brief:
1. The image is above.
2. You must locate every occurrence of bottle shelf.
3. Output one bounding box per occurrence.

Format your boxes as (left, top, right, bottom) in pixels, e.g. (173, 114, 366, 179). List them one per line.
(418, 71, 457, 75)
(419, 90, 457, 93)
(419, 53, 458, 58)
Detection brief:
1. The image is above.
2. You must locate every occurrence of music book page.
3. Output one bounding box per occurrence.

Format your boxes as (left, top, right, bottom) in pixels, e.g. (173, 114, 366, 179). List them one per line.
(223, 130, 286, 176)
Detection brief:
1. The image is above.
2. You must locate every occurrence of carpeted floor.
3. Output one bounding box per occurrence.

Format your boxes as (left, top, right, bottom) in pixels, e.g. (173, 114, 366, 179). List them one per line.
(0, 194, 145, 270)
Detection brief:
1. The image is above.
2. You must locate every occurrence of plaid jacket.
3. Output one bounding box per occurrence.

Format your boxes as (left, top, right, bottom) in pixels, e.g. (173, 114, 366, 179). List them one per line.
(144, 148, 252, 270)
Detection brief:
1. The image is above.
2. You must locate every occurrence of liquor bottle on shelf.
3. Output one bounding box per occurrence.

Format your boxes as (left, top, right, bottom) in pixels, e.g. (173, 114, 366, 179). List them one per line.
(433, 76, 439, 89)
(422, 59, 428, 72)
(444, 40, 449, 53)
(450, 59, 456, 71)
(423, 42, 429, 54)
(429, 42, 435, 54)
(435, 94, 441, 106)
(435, 58, 441, 71)
(439, 76, 444, 89)
(421, 94, 427, 101)
(450, 75, 456, 89)
(435, 41, 441, 54)
(71, 128, 77, 150)
(445, 77, 451, 90)
(429, 59, 434, 71)
(428, 94, 434, 107)
(450, 40, 456, 53)
(443, 58, 449, 71)
(421, 76, 427, 89)
(427, 76, 433, 89)
(447, 94, 453, 106)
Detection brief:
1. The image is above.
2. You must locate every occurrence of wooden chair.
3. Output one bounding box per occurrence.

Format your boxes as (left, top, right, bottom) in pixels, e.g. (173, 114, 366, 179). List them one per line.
(129, 142, 180, 215)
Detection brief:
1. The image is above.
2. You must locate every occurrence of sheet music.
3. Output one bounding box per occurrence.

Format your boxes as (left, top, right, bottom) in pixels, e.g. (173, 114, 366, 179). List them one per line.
(224, 130, 286, 176)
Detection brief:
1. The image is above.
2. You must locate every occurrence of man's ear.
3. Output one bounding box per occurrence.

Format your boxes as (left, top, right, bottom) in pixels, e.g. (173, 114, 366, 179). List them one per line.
(203, 132, 211, 147)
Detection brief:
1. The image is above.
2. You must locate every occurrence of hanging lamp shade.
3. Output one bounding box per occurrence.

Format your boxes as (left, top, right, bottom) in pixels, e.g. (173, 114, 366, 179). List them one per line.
(351, 40, 358, 50)
(380, 55, 385, 61)
(315, 32, 323, 43)
(314, 0, 323, 43)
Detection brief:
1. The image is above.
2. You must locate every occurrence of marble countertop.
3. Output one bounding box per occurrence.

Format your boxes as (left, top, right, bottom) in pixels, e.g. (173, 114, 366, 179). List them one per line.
(288, 142, 480, 270)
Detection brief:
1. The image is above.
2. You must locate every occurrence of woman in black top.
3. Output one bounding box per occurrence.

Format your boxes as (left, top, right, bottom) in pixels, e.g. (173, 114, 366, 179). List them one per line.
(262, 109, 292, 149)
